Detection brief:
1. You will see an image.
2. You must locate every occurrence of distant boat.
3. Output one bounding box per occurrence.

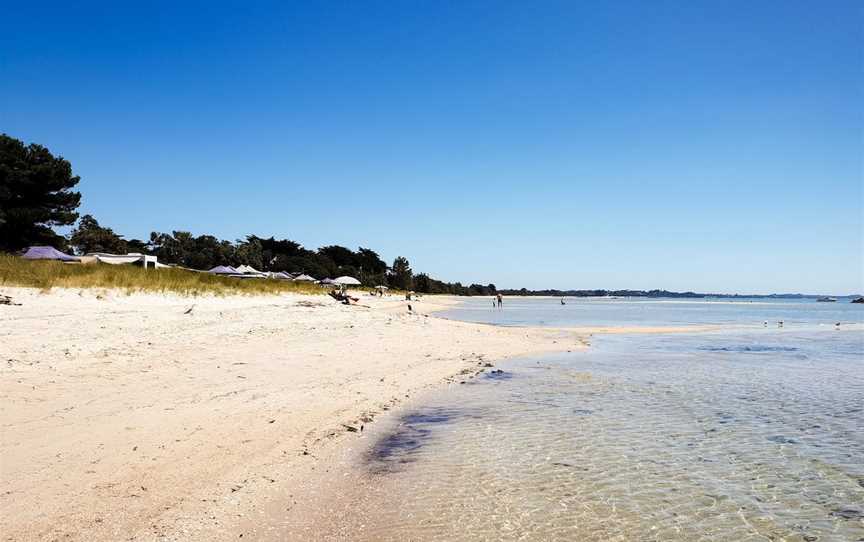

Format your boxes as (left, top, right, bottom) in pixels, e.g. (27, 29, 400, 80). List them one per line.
(817, 297, 837, 302)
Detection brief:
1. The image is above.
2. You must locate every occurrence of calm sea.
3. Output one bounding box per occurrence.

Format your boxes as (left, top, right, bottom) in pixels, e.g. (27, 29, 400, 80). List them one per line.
(331, 298, 864, 541)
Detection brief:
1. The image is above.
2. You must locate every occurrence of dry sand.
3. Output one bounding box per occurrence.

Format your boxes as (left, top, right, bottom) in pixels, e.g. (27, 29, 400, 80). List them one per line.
(0, 288, 586, 541)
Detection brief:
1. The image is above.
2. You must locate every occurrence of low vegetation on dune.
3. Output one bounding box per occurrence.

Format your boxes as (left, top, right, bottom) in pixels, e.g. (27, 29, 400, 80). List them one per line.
(0, 254, 326, 296)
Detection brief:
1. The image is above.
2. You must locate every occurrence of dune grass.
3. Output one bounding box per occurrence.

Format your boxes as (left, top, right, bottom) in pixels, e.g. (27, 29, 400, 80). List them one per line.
(0, 254, 327, 296)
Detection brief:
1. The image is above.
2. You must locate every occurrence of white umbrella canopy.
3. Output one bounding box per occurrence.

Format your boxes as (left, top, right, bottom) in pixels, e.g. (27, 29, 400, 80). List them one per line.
(236, 264, 264, 275)
(334, 276, 361, 286)
(293, 274, 316, 282)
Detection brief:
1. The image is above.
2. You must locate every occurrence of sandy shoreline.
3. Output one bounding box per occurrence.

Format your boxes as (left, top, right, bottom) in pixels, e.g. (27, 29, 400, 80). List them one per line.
(0, 287, 745, 541)
(0, 287, 586, 541)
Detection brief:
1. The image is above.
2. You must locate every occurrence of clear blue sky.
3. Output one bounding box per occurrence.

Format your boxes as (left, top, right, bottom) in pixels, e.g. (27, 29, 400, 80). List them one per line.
(2, 1, 862, 294)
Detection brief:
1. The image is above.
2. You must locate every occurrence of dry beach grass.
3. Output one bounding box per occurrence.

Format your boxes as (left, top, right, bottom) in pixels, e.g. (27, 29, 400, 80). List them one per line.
(0, 254, 325, 296)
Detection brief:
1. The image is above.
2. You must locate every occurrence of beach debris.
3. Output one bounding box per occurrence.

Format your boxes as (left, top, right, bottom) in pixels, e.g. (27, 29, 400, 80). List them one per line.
(551, 462, 588, 470)
(183, 305, 195, 315)
(0, 294, 21, 306)
(342, 424, 359, 433)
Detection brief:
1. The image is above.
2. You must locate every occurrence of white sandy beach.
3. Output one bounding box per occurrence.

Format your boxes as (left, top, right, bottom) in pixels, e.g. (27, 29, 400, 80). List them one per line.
(0, 288, 587, 541)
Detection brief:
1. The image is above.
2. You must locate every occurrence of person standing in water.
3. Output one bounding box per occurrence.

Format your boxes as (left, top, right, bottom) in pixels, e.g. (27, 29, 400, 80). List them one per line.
(492, 297, 496, 309)
(496, 293, 503, 309)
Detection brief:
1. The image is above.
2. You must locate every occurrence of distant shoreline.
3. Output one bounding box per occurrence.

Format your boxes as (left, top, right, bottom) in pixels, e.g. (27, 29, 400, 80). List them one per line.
(495, 290, 863, 300)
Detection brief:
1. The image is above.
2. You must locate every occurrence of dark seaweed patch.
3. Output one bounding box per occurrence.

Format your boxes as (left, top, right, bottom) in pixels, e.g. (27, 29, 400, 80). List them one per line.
(483, 369, 513, 380)
(699, 345, 799, 353)
(403, 412, 454, 424)
(372, 426, 430, 461)
(830, 508, 863, 520)
(716, 411, 736, 424)
(368, 408, 464, 471)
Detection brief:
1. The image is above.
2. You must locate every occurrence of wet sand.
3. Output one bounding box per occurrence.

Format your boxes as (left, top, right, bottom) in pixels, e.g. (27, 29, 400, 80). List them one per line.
(0, 288, 584, 541)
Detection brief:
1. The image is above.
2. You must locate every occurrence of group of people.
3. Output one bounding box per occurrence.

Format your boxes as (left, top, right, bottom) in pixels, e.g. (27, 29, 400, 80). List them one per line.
(492, 293, 503, 309)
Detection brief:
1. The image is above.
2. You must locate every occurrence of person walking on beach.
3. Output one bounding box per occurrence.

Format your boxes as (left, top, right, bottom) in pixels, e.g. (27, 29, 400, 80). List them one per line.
(496, 293, 503, 309)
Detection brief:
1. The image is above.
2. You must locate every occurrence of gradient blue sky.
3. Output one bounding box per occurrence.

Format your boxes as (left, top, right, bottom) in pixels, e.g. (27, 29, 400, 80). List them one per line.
(2, 1, 862, 294)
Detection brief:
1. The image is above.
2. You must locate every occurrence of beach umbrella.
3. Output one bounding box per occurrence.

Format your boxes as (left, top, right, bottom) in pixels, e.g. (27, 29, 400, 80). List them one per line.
(375, 285, 389, 290)
(293, 274, 316, 282)
(236, 264, 264, 275)
(334, 276, 361, 286)
(317, 278, 338, 285)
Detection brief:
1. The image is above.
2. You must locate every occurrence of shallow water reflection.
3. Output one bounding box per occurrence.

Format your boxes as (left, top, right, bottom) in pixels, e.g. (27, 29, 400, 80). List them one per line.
(345, 329, 864, 541)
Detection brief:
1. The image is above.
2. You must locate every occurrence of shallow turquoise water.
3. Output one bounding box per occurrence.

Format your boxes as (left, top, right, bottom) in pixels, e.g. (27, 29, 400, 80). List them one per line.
(341, 299, 864, 541)
(436, 296, 864, 328)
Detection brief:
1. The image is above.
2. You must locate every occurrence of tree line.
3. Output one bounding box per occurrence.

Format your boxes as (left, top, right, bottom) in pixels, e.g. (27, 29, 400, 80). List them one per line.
(0, 133, 497, 294)
(2, 134, 785, 299)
